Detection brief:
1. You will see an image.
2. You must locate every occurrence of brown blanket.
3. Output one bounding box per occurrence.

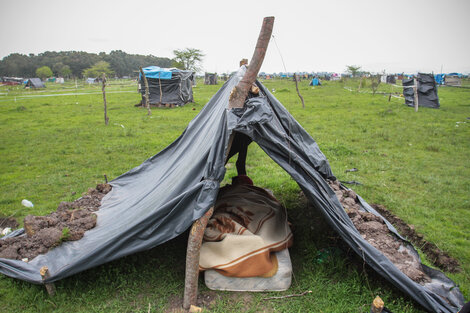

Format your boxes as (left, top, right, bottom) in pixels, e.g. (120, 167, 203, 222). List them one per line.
(199, 183, 293, 277)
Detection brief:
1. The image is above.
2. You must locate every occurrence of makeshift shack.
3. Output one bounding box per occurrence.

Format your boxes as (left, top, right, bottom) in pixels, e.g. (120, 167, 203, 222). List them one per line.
(204, 72, 218, 85)
(138, 66, 194, 107)
(24, 78, 45, 89)
(403, 73, 440, 108)
(445, 75, 462, 87)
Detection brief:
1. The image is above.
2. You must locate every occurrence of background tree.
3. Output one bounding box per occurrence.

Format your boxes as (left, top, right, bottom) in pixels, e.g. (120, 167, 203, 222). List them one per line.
(82, 61, 114, 78)
(346, 65, 362, 77)
(172, 48, 204, 72)
(0, 51, 172, 78)
(58, 65, 72, 78)
(36, 66, 53, 80)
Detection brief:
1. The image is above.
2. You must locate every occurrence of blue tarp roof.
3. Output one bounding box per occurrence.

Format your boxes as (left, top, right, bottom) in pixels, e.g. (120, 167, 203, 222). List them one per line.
(140, 66, 177, 80)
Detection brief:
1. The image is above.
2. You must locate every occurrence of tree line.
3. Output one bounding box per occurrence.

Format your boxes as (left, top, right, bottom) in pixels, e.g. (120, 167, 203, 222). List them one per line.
(0, 50, 173, 78)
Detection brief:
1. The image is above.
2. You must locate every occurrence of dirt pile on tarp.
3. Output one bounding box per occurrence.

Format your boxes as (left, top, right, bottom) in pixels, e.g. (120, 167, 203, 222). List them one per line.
(0, 184, 111, 261)
(370, 203, 460, 273)
(328, 180, 431, 284)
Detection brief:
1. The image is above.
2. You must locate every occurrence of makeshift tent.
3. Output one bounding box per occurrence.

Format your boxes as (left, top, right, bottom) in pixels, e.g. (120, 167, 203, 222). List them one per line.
(445, 75, 462, 87)
(309, 77, 321, 86)
(403, 73, 440, 109)
(386, 75, 396, 84)
(204, 72, 218, 85)
(0, 67, 464, 313)
(435, 74, 445, 85)
(24, 78, 45, 89)
(138, 66, 193, 106)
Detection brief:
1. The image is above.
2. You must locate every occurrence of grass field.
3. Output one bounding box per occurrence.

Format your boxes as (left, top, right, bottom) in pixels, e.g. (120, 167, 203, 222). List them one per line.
(0, 77, 469, 312)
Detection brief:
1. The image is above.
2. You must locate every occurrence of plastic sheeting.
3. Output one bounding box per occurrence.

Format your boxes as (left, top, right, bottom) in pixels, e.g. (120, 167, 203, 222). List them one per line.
(1, 67, 464, 312)
(139, 70, 193, 106)
(403, 73, 440, 109)
(140, 66, 174, 80)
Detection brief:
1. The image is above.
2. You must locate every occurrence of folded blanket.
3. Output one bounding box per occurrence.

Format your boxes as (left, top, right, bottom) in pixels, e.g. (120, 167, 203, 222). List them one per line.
(199, 183, 293, 277)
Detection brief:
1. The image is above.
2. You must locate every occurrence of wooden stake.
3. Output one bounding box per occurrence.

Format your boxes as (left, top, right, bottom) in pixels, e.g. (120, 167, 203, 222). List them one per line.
(139, 67, 151, 116)
(370, 296, 384, 313)
(413, 78, 419, 112)
(229, 17, 275, 109)
(294, 73, 305, 108)
(102, 73, 109, 125)
(40, 266, 56, 296)
(183, 207, 214, 310)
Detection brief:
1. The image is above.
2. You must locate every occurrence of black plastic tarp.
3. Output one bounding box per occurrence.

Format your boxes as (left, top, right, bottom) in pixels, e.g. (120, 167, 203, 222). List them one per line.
(139, 70, 193, 106)
(403, 73, 440, 108)
(1, 67, 464, 312)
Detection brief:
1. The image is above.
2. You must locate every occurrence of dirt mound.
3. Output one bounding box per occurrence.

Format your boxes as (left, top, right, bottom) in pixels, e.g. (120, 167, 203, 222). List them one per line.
(329, 180, 431, 284)
(370, 203, 460, 273)
(0, 184, 111, 261)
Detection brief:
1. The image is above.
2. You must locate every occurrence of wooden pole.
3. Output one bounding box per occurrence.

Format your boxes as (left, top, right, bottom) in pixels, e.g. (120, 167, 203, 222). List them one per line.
(183, 207, 214, 310)
(139, 67, 151, 115)
(413, 77, 419, 112)
(294, 73, 305, 108)
(229, 16, 275, 109)
(158, 75, 163, 105)
(102, 73, 109, 125)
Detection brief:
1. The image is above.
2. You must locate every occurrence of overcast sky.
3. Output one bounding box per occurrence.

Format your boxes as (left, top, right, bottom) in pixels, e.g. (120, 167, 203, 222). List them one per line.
(1, 0, 469, 74)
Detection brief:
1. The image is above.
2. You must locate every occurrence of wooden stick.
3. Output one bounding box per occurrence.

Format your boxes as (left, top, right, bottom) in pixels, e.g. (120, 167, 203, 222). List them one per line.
(263, 290, 312, 300)
(294, 73, 305, 108)
(101, 73, 109, 125)
(40, 266, 56, 296)
(413, 78, 419, 112)
(139, 67, 151, 115)
(182, 207, 214, 310)
(229, 17, 274, 109)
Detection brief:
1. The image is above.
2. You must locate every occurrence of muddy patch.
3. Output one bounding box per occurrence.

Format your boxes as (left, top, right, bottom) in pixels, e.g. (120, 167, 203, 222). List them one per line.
(370, 203, 460, 273)
(328, 180, 431, 284)
(0, 184, 111, 261)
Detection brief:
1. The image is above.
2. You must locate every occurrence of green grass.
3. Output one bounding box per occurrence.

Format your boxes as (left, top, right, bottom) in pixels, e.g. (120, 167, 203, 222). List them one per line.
(0, 77, 469, 312)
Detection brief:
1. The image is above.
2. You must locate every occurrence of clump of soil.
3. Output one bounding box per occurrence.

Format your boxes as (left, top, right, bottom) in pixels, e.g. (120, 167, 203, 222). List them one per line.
(0, 184, 111, 261)
(370, 203, 460, 273)
(328, 180, 431, 284)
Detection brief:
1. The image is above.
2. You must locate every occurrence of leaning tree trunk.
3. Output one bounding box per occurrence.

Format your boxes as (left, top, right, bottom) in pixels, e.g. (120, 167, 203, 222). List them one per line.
(229, 16, 275, 109)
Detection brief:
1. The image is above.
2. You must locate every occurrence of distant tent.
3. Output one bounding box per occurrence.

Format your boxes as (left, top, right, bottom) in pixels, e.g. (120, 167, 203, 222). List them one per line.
(434, 74, 445, 85)
(204, 73, 218, 85)
(445, 75, 462, 87)
(386, 75, 396, 84)
(24, 78, 45, 89)
(56, 77, 64, 84)
(1, 77, 23, 86)
(403, 73, 440, 109)
(86, 78, 99, 84)
(138, 66, 194, 107)
(309, 77, 321, 86)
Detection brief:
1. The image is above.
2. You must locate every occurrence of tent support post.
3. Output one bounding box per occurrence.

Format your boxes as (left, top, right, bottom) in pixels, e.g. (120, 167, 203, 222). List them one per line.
(229, 16, 274, 109)
(183, 207, 214, 310)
